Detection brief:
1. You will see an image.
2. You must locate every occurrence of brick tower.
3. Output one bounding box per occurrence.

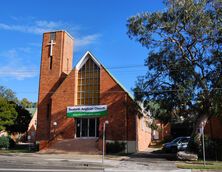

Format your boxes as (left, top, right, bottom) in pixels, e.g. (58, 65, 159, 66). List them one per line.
(36, 31, 74, 141)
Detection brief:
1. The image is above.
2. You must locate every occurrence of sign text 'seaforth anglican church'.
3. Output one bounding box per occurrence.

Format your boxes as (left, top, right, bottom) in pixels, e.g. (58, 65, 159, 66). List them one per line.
(67, 105, 107, 117)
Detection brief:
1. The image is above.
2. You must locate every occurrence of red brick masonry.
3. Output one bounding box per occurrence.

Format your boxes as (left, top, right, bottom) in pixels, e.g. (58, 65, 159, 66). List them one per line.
(36, 31, 151, 152)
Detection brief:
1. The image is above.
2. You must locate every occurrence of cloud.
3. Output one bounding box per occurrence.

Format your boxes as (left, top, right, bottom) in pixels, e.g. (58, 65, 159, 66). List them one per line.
(0, 49, 37, 80)
(0, 49, 17, 59)
(0, 66, 36, 80)
(35, 20, 60, 28)
(0, 18, 102, 78)
(17, 47, 31, 53)
(0, 20, 64, 35)
(0, 18, 101, 50)
(75, 34, 101, 50)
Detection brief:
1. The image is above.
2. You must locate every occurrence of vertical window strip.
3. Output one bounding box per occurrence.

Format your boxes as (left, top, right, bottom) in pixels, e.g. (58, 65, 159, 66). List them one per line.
(50, 32, 56, 41)
(77, 58, 100, 105)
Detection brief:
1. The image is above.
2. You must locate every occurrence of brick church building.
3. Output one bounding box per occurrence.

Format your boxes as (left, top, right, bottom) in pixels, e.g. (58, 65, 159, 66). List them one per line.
(36, 30, 151, 153)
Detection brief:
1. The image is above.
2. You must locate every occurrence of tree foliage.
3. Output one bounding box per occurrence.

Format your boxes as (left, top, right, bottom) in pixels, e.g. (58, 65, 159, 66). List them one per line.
(0, 86, 32, 133)
(20, 98, 33, 108)
(6, 104, 32, 134)
(127, 0, 222, 152)
(0, 97, 17, 131)
(0, 86, 18, 103)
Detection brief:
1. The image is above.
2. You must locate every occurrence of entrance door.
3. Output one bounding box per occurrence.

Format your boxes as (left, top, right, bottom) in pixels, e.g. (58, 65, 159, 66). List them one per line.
(89, 118, 96, 137)
(76, 118, 99, 138)
(81, 118, 88, 137)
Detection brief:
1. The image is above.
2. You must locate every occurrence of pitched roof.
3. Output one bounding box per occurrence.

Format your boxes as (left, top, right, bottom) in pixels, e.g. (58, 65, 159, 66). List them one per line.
(75, 51, 135, 101)
(25, 108, 37, 117)
(76, 51, 101, 70)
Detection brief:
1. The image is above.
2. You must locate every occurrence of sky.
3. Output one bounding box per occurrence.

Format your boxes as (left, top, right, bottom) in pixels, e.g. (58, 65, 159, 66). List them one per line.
(0, 0, 164, 102)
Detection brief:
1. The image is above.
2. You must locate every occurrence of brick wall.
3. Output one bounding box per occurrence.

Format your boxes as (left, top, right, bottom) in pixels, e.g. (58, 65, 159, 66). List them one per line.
(99, 66, 139, 151)
(27, 110, 37, 143)
(136, 115, 152, 151)
(50, 69, 76, 140)
(36, 31, 74, 143)
(36, 31, 152, 152)
(205, 116, 222, 139)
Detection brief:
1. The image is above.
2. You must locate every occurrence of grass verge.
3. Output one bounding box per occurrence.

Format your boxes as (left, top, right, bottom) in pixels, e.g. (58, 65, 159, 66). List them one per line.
(0, 149, 32, 153)
(0, 144, 38, 153)
(177, 161, 222, 170)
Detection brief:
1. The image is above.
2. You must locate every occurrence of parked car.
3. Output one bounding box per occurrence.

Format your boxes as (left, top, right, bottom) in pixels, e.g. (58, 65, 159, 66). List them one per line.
(162, 136, 190, 153)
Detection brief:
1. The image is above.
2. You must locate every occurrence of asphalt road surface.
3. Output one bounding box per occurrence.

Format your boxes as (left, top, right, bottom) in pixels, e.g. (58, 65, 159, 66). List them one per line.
(0, 152, 191, 172)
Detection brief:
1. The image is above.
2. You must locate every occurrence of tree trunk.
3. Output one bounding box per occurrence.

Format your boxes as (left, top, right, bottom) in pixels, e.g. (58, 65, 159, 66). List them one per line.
(177, 113, 209, 161)
(187, 113, 209, 153)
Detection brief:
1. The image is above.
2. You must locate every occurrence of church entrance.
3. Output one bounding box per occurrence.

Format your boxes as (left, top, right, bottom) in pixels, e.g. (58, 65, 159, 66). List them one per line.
(76, 118, 99, 138)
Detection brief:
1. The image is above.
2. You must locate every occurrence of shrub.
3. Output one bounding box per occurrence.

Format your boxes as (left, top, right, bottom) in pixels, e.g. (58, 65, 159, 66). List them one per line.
(0, 136, 9, 149)
(7, 136, 15, 148)
(106, 141, 126, 154)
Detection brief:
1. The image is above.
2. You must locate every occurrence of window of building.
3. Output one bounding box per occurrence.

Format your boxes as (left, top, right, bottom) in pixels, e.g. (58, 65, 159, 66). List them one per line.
(77, 58, 100, 105)
(50, 32, 56, 41)
(67, 58, 69, 73)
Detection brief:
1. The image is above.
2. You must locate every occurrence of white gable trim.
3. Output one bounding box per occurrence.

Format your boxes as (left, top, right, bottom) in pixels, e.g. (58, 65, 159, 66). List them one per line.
(76, 51, 101, 70)
(75, 51, 147, 116)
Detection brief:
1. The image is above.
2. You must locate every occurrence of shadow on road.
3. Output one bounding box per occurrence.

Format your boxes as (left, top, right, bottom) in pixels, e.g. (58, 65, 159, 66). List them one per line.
(127, 149, 178, 161)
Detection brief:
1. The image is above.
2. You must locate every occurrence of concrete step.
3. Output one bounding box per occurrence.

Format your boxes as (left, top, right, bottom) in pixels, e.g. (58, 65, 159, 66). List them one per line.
(41, 138, 100, 154)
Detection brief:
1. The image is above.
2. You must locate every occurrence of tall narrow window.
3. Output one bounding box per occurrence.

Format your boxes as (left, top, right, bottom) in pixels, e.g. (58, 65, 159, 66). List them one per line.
(49, 56, 53, 70)
(77, 57, 100, 105)
(50, 32, 56, 41)
(67, 58, 69, 73)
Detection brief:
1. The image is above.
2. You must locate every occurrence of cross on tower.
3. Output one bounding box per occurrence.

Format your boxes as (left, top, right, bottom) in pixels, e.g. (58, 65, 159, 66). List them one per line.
(47, 40, 56, 56)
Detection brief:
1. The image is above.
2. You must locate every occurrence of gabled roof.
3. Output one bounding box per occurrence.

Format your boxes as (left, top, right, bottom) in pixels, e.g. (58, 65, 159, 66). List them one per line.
(76, 51, 101, 70)
(75, 51, 134, 100)
(26, 108, 37, 117)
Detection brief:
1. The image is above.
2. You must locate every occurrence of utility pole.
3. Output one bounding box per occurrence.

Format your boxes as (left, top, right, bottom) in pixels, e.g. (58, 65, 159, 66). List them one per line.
(102, 120, 109, 166)
(201, 122, 206, 166)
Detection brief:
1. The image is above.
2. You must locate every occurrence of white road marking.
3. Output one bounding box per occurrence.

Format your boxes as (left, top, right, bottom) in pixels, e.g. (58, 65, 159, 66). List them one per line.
(0, 168, 102, 172)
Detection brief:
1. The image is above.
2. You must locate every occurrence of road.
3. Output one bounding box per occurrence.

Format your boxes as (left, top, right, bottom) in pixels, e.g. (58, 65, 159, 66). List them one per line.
(0, 152, 191, 172)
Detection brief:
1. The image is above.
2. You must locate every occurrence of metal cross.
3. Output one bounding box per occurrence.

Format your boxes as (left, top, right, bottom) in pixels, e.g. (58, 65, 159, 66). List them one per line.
(47, 40, 56, 56)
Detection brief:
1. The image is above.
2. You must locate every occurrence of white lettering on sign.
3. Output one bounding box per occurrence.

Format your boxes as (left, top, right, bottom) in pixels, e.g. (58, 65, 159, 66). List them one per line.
(67, 105, 107, 113)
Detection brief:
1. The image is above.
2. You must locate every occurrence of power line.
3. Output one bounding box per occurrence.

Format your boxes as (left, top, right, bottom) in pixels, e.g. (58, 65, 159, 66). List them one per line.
(0, 66, 220, 77)
(0, 61, 219, 73)
(14, 87, 222, 94)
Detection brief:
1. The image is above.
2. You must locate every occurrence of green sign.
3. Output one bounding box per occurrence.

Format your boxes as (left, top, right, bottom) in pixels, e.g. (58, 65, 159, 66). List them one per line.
(67, 105, 107, 118)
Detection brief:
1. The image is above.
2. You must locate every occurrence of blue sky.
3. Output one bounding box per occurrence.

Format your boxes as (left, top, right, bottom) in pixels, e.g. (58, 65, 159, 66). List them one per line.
(0, 0, 164, 102)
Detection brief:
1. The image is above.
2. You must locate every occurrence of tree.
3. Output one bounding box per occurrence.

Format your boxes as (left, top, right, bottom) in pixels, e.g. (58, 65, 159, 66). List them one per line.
(0, 97, 17, 131)
(0, 86, 18, 103)
(20, 98, 32, 108)
(127, 0, 222, 153)
(0, 86, 32, 134)
(6, 104, 32, 134)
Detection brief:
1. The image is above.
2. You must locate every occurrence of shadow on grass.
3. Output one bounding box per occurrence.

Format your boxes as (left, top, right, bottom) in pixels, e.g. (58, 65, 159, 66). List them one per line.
(0, 143, 38, 153)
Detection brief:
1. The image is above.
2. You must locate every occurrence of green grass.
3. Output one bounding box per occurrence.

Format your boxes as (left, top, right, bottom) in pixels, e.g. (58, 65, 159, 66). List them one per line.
(177, 161, 222, 170)
(0, 149, 32, 153)
(0, 144, 38, 153)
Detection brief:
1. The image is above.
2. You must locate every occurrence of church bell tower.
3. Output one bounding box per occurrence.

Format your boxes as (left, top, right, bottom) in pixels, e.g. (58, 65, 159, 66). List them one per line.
(36, 31, 74, 141)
